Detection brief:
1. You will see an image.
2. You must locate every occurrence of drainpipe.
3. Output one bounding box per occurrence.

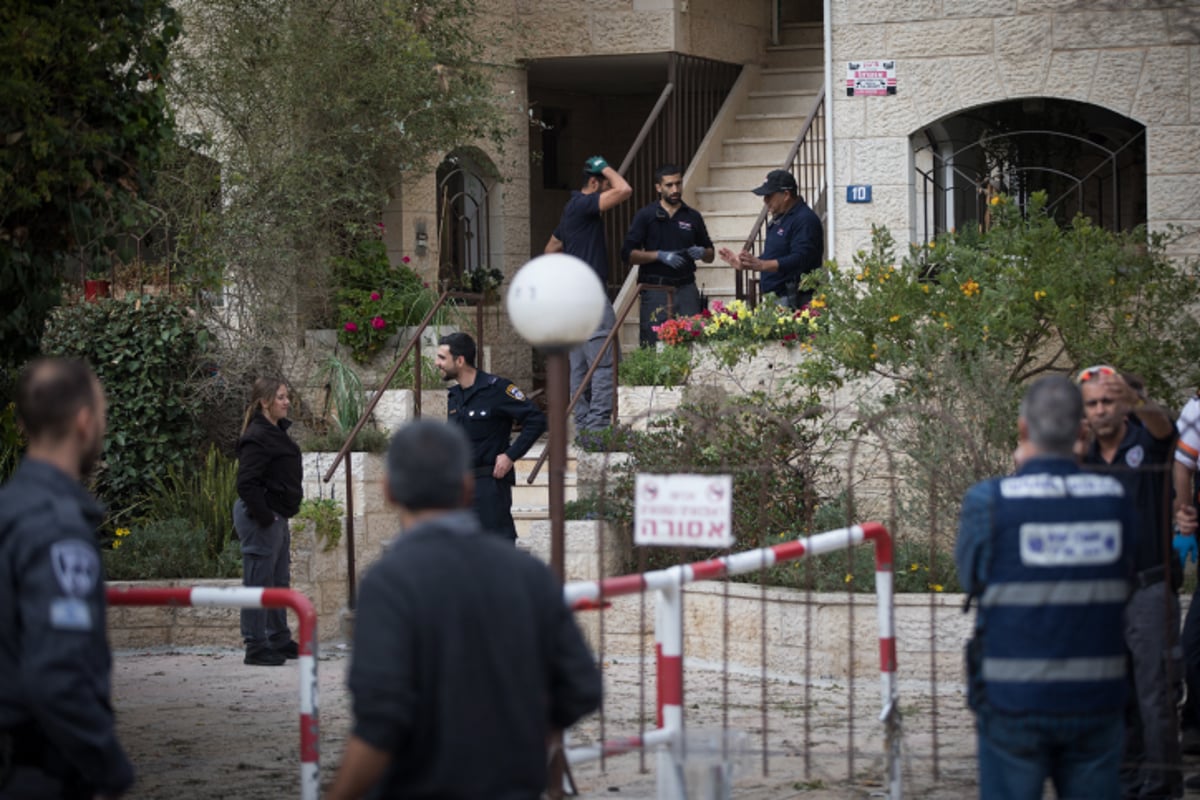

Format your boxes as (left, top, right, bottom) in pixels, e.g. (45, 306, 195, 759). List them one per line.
(823, 0, 836, 263)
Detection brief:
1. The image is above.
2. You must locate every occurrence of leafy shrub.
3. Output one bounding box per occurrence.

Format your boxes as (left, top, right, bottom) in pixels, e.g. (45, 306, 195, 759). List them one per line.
(140, 445, 238, 560)
(301, 426, 390, 454)
(294, 497, 344, 552)
(41, 296, 208, 513)
(618, 345, 691, 387)
(103, 517, 241, 580)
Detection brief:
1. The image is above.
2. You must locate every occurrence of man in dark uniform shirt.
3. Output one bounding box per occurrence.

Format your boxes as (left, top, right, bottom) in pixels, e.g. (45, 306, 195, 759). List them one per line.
(621, 163, 715, 345)
(326, 420, 602, 800)
(718, 169, 824, 309)
(0, 358, 134, 799)
(436, 332, 546, 541)
(544, 155, 632, 435)
(1078, 365, 1181, 800)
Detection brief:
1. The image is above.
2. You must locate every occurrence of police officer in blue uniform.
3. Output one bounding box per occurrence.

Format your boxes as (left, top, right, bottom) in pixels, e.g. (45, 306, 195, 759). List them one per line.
(435, 333, 547, 542)
(718, 169, 824, 309)
(622, 163, 715, 346)
(0, 358, 134, 799)
(956, 375, 1135, 800)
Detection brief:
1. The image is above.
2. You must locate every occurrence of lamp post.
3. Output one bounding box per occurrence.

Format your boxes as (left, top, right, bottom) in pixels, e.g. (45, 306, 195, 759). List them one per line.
(506, 253, 607, 582)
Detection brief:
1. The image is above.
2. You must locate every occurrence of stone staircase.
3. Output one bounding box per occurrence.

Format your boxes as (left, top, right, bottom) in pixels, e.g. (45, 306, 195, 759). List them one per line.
(692, 20, 824, 310)
(512, 440, 578, 539)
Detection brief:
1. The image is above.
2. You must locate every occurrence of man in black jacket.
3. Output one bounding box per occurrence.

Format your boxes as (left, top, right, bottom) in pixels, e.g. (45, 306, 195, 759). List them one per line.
(326, 420, 602, 800)
(436, 332, 546, 542)
(0, 358, 134, 798)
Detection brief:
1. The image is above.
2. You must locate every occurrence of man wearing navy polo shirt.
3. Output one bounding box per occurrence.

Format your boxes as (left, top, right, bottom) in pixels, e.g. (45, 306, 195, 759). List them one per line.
(718, 169, 823, 308)
(621, 164, 714, 345)
(545, 155, 632, 437)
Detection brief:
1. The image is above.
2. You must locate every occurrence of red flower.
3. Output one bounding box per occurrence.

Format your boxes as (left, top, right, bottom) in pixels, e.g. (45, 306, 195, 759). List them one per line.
(401, 256, 411, 264)
(782, 333, 798, 342)
(370, 291, 381, 301)
(371, 316, 386, 330)
(344, 322, 358, 333)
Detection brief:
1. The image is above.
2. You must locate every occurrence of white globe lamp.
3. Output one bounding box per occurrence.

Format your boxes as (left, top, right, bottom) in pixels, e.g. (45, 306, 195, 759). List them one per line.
(506, 253, 607, 350)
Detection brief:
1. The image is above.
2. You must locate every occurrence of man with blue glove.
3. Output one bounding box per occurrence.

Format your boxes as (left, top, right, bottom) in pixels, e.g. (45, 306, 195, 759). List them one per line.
(621, 164, 714, 345)
(545, 155, 631, 439)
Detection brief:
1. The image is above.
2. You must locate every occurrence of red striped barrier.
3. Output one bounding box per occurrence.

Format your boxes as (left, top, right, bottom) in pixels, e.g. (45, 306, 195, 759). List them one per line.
(106, 586, 319, 800)
(562, 522, 900, 800)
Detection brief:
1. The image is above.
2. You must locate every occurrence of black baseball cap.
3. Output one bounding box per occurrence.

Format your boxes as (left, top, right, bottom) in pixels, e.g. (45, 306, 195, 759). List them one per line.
(751, 169, 798, 196)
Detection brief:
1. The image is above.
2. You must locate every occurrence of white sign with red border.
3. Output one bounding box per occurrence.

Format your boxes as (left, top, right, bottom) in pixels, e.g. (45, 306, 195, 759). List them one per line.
(846, 60, 897, 96)
(634, 474, 734, 548)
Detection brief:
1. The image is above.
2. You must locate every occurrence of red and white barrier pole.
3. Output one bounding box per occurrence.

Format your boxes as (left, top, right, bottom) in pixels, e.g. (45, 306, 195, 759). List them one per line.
(562, 522, 900, 800)
(107, 586, 320, 800)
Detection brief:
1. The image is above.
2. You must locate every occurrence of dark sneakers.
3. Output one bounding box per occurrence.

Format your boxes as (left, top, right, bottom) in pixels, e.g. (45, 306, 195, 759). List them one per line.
(244, 645, 287, 667)
(273, 640, 300, 660)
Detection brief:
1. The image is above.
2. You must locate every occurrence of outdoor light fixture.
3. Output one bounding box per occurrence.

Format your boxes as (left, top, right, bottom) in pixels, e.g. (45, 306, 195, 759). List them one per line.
(506, 253, 606, 350)
(414, 221, 428, 255)
(507, 251, 606, 800)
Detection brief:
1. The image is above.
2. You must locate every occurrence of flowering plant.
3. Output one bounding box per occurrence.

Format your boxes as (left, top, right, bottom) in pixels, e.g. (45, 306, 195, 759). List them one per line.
(333, 237, 446, 363)
(652, 297, 819, 351)
(455, 266, 505, 298)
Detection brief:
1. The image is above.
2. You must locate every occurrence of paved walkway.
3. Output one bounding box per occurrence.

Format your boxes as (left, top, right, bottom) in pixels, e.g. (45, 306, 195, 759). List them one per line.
(111, 644, 980, 799)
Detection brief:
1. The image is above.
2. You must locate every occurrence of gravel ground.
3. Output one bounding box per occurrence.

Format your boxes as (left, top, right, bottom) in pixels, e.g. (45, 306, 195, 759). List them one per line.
(111, 643, 980, 799)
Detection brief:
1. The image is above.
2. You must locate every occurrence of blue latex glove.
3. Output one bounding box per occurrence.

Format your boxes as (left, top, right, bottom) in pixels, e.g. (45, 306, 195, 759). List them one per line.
(1174, 530, 1198, 569)
(585, 155, 609, 175)
(686, 245, 706, 260)
(659, 250, 686, 270)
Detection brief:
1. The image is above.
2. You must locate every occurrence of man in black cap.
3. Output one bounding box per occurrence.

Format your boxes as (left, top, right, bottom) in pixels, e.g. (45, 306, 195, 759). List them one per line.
(718, 168, 824, 308)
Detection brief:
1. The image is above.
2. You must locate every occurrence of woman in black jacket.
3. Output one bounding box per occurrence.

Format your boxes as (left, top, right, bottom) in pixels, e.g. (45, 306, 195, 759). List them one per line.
(234, 377, 303, 666)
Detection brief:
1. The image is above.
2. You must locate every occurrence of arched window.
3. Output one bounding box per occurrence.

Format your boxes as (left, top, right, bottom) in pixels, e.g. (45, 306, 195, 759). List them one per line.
(913, 99, 1146, 243)
(436, 148, 497, 289)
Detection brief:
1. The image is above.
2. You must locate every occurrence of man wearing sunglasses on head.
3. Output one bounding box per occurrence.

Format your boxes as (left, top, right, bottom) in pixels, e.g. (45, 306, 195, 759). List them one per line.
(1078, 365, 1181, 800)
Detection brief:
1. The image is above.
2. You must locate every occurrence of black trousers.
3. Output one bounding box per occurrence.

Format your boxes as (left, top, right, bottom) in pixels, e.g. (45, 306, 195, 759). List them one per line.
(473, 473, 517, 542)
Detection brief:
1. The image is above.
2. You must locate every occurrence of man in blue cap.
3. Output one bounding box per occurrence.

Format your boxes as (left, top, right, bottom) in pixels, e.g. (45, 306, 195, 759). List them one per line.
(718, 168, 823, 308)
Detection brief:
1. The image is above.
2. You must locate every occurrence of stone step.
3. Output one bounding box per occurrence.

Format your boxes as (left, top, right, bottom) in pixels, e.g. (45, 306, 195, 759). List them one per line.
(744, 88, 820, 116)
(731, 112, 809, 140)
(758, 67, 826, 94)
(764, 43, 824, 70)
(697, 210, 760, 240)
(779, 21, 823, 47)
(694, 184, 779, 214)
(720, 136, 795, 164)
(512, 480, 576, 506)
(706, 159, 788, 190)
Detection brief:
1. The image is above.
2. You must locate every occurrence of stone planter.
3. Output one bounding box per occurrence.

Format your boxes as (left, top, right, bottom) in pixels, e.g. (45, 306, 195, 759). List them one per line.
(688, 344, 807, 394)
(616, 385, 683, 430)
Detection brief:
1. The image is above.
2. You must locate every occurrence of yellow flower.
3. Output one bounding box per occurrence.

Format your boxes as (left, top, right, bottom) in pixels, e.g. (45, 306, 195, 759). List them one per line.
(929, 583, 945, 593)
(920, 284, 930, 294)
(960, 279, 980, 298)
(909, 563, 919, 572)
(943, 320, 954, 330)
(115, 528, 131, 538)
(844, 573, 854, 584)
(989, 195, 1004, 206)
(112, 539, 121, 550)
(810, 296, 827, 309)
(888, 314, 901, 323)
(1033, 290, 1047, 301)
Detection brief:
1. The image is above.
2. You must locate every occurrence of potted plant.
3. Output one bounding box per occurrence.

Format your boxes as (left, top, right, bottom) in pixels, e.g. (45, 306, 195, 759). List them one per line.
(84, 269, 112, 302)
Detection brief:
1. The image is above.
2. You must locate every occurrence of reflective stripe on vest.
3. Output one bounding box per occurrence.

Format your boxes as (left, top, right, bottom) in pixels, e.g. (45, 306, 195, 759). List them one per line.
(982, 655, 1126, 683)
(980, 578, 1129, 607)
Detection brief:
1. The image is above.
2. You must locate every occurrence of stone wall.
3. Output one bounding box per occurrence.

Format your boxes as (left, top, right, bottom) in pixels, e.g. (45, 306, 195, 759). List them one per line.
(829, 1, 1200, 261)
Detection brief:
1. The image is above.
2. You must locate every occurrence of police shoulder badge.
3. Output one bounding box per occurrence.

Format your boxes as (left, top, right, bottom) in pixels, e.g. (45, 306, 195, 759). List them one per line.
(50, 539, 100, 597)
(506, 384, 526, 401)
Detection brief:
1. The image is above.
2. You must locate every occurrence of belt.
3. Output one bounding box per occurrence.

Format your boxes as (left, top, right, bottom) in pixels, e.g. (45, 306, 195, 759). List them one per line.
(1134, 565, 1165, 589)
(640, 276, 693, 288)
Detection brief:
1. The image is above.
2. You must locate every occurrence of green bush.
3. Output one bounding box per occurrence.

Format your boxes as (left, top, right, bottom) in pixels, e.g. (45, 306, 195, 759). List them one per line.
(301, 426, 390, 454)
(140, 445, 238, 560)
(294, 497, 344, 552)
(103, 517, 241, 580)
(40, 296, 208, 514)
(618, 345, 691, 387)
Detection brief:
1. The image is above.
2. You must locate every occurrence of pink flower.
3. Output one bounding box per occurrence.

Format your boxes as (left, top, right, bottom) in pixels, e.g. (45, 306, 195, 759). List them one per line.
(401, 256, 411, 264)
(370, 291, 381, 301)
(371, 316, 386, 330)
(344, 322, 358, 333)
